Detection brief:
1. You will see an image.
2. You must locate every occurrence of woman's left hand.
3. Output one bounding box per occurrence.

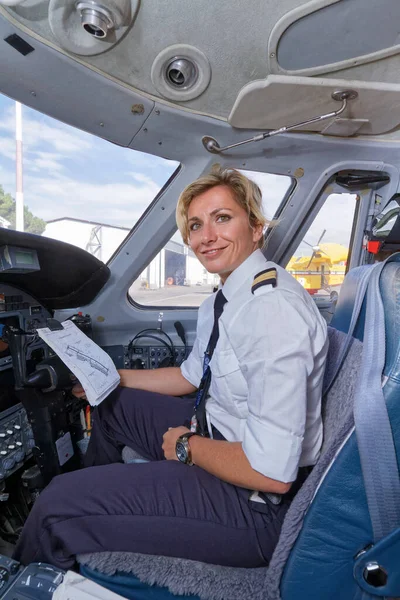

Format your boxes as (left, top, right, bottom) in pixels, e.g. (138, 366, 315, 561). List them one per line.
(162, 425, 190, 460)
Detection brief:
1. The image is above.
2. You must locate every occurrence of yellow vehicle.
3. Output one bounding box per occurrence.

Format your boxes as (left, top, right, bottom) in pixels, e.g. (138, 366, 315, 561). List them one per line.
(287, 242, 348, 297)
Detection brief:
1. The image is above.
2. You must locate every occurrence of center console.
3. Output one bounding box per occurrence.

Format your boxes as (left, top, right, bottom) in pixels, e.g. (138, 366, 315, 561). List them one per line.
(0, 404, 33, 481)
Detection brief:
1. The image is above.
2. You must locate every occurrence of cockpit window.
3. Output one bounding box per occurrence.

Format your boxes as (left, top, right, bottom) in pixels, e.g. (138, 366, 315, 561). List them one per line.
(240, 169, 295, 221)
(129, 170, 293, 309)
(0, 94, 179, 261)
(286, 192, 359, 299)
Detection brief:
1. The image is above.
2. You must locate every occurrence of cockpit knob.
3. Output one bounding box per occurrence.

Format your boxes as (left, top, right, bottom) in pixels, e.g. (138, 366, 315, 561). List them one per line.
(15, 450, 25, 463)
(3, 458, 15, 470)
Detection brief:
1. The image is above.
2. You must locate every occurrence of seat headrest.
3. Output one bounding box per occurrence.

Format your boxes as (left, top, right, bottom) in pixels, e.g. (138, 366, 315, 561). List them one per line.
(331, 253, 400, 344)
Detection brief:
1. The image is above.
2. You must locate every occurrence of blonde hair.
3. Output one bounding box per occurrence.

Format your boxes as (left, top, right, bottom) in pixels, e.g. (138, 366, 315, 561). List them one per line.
(176, 164, 269, 247)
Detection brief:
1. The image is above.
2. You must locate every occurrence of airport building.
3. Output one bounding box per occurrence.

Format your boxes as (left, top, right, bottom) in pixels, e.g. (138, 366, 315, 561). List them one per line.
(43, 217, 217, 290)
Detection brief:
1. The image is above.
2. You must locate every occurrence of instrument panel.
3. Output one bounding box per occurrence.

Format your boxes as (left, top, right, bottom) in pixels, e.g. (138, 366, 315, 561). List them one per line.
(0, 284, 51, 372)
(126, 345, 188, 369)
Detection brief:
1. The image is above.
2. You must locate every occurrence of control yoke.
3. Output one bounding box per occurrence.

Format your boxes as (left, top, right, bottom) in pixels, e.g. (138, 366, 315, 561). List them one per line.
(1, 324, 70, 392)
(1, 325, 38, 390)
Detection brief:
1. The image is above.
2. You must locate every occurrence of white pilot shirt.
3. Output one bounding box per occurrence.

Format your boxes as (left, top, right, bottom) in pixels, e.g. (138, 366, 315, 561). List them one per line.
(180, 249, 328, 484)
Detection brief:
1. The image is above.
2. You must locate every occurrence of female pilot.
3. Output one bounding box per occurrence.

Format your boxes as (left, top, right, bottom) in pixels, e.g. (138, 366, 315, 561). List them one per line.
(14, 165, 328, 570)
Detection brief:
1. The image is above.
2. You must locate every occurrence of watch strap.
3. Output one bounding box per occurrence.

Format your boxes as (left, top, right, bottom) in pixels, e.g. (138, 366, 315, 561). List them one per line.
(176, 432, 198, 465)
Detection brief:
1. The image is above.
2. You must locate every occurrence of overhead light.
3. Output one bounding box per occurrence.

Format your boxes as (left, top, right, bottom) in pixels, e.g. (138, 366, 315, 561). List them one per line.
(164, 58, 198, 90)
(76, 2, 115, 38)
(151, 45, 211, 102)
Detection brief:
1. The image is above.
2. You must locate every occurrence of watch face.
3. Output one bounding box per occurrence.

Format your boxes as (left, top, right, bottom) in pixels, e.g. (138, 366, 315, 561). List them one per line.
(176, 441, 187, 463)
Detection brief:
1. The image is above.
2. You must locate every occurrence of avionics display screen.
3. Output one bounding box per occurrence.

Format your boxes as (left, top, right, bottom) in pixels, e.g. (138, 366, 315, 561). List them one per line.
(0, 315, 20, 359)
(15, 250, 35, 265)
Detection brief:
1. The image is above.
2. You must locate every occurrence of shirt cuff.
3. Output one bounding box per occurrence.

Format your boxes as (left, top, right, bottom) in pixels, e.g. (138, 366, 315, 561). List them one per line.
(243, 416, 303, 483)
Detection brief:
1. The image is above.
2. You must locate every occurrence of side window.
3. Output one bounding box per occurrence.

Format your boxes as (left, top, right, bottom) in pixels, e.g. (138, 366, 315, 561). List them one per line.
(286, 192, 358, 298)
(129, 170, 293, 308)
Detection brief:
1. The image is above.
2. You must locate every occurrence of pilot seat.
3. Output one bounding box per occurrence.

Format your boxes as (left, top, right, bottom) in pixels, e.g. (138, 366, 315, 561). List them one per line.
(77, 254, 400, 600)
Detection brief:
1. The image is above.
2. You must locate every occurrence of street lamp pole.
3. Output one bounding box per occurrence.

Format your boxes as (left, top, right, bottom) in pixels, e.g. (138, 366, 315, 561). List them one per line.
(15, 101, 24, 232)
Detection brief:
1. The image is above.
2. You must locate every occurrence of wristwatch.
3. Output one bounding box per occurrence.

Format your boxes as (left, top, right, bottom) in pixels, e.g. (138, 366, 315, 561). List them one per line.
(175, 432, 198, 465)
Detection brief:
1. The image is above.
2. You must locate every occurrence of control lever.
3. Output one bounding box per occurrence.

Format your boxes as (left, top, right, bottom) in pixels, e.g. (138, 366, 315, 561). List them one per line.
(23, 368, 53, 390)
(174, 321, 188, 360)
(1, 325, 37, 390)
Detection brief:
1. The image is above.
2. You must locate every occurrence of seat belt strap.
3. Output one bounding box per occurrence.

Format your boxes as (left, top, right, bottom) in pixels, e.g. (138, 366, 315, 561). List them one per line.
(354, 261, 400, 542)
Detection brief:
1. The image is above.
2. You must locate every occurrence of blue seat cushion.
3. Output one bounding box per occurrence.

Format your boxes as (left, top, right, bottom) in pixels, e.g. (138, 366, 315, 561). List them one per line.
(80, 564, 200, 600)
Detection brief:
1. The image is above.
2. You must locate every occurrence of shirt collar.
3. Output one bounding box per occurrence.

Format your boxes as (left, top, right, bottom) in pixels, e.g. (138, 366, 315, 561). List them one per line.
(219, 249, 267, 301)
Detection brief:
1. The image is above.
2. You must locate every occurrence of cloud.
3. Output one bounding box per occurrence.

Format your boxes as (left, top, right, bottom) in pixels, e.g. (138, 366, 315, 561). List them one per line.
(0, 103, 95, 185)
(22, 172, 163, 227)
(0, 161, 15, 194)
(0, 104, 93, 158)
(0, 99, 174, 228)
(24, 118, 92, 155)
(26, 151, 67, 174)
(128, 149, 178, 171)
(242, 169, 292, 219)
(130, 172, 159, 187)
(296, 193, 357, 254)
(0, 136, 16, 162)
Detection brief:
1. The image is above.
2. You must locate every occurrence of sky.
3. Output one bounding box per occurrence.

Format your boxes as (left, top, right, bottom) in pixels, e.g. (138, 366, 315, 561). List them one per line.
(0, 93, 178, 229)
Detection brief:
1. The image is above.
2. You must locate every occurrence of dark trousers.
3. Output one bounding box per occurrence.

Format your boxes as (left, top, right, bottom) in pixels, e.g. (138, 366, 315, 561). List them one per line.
(13, 388, 290, 570)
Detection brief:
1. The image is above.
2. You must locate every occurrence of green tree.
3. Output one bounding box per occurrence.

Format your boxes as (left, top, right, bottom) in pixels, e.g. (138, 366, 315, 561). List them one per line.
(0, 185, 46, 235)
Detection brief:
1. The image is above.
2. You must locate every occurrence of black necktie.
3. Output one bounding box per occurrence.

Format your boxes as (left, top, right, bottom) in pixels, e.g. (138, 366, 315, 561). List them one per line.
(194, 290, 228, 435)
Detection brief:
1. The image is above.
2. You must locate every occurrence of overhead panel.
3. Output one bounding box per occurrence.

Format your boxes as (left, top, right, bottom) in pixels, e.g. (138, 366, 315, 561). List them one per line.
(2, 0, 400, 129)
(228, 75, 400, 136)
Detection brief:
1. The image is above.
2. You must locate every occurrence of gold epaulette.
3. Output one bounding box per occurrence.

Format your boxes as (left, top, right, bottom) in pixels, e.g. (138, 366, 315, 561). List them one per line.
(251, 267, 277, 294)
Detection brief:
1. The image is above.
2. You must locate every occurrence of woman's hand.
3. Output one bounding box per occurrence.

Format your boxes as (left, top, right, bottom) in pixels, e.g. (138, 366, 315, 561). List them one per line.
(71, 382, 87, 399)
(162, 426, 190, 460)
